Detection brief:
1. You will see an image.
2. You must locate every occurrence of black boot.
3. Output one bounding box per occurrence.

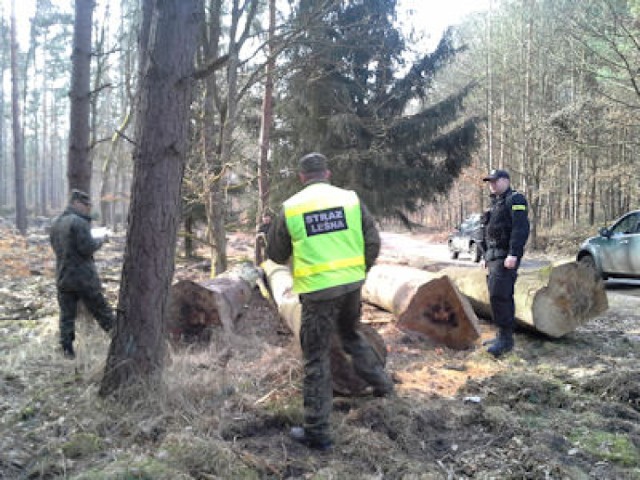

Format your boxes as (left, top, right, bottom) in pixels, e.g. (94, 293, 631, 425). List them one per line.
(482, 335, 498, 346)
(290, 427, 332, 451)
(61, 343, 75, 359)
(487, 329, 514, 357)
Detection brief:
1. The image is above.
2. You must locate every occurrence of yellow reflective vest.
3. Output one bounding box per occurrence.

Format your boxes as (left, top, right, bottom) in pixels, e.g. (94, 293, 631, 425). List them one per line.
(284, 183, 365, 293)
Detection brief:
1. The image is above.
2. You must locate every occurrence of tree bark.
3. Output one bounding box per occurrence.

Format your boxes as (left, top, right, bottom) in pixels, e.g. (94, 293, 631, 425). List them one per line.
(261, 260, 387, 396)
(257, 0, 276, 223)
(0, 19, 5, 208)
(439, 261, 608, 338)
(67, 0, 94, 194)
(362, 265, 481, 349)
(200, 0, 224, 276)
(100, 0, 202, 398)
(10, 0, 27, 234)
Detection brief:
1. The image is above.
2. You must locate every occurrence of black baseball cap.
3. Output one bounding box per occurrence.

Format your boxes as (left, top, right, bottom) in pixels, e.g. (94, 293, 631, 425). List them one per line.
(482, 169, 510, 181)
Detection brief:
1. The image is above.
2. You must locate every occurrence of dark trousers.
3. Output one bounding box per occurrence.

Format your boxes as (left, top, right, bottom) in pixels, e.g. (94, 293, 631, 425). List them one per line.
(299, 289, 388, 440)
(57, 287, 114, 347)
(486, 259, 518, 330)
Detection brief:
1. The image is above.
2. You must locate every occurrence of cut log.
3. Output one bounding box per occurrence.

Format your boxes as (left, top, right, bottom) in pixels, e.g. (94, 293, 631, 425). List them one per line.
(167, 263, 261, 343)
(261, 259, 387, 396)
(439, 261, 608, 338)
(260, 260, 301, 336)
(362, 265, 481, 349)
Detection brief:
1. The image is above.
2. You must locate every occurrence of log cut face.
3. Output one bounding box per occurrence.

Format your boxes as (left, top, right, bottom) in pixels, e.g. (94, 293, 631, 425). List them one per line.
(168, 277, 253, 344)
(530, 262, 608, 337)
(399, 276, 481, 349)
(261, 260, 388, 396)
(363, 265, 481, 350)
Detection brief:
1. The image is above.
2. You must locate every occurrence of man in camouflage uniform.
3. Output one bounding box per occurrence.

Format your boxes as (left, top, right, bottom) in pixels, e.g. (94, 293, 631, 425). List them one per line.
(481, 169, 530, 357)
(50, 190, 114, 359)
(267, 152, 393, 451)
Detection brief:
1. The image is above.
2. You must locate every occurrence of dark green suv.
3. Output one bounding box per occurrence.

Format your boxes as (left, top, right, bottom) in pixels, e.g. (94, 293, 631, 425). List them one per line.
(577, 210, 640, 280)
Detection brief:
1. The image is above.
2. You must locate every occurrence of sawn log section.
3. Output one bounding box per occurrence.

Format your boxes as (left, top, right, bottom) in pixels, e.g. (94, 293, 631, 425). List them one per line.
(365, 260, 608, 339)
(440, 261, 608, 337)
(362, 265, 481, 349)
(167, 263, 260, 343)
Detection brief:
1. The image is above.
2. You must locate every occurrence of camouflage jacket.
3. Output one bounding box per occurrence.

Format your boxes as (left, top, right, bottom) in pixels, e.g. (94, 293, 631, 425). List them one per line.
(49, 207, 104, 291)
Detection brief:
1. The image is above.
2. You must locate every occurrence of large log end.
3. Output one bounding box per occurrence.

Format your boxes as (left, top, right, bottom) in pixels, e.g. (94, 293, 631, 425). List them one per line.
(398, 275, 481, 350)
(531, 261, 608, 337)
(167, 277, 253, 344)
(167, 279, 223, 344)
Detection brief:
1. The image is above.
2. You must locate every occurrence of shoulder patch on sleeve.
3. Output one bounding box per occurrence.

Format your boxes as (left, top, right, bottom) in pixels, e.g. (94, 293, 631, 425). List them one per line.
(512, 204, 527, 211)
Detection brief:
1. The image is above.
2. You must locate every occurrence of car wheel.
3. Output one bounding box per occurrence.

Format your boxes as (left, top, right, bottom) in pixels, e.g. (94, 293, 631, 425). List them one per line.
(449, 246, 459, 260)
(471, 243, 482, 263)
(579, 254, 602, 280)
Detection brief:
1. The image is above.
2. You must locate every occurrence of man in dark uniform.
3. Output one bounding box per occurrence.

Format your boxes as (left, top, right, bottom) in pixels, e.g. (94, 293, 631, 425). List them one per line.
(267, 152, 394, 451)
(481, 169, 530, 357)
(49, 190, 114, 359)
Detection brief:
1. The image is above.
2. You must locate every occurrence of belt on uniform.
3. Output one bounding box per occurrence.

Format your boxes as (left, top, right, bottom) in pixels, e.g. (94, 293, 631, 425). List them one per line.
(485, 248, 508, 261)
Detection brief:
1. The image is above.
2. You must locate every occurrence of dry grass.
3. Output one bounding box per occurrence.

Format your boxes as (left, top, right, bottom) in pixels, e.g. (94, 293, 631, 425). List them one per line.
(1, 226, 639, 479)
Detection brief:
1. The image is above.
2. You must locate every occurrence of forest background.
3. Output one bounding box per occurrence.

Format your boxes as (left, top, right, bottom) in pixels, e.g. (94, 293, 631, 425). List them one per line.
(3, 0, 639, 255)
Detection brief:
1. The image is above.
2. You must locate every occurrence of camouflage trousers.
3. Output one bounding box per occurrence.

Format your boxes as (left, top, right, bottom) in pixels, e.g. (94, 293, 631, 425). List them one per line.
(57, 286, 114, 348)
(299, 289, 392, 441)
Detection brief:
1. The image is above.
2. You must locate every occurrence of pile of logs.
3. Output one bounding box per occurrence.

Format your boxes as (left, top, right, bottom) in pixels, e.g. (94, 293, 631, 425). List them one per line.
(167, 254, 608, 394)
(361, 260, 608, 338)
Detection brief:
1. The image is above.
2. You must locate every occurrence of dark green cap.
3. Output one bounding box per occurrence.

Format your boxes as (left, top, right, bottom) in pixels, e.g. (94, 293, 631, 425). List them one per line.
(70, 189, 91, 205)
(299, 152, 328, 174)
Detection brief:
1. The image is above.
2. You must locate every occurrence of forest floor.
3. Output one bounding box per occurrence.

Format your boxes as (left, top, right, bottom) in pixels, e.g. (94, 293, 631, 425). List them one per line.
(0, 224, 639, 479)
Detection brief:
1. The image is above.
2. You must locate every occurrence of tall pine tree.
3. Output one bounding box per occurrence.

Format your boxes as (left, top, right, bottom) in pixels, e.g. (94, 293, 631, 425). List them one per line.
(274, 0, 479, 216)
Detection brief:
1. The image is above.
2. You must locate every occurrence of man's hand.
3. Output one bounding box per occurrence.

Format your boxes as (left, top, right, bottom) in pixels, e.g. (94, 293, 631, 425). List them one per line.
(504, 255, 518, 269)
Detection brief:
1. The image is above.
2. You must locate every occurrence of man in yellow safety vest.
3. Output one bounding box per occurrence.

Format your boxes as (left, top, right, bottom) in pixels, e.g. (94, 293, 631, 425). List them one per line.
(267, 152, 394, 451)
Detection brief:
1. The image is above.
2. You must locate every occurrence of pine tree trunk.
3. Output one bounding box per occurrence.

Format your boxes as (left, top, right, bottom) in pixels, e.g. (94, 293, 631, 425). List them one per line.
(0, 21, 5, 208)
(100, 0, 202, 398)
(67, 0, 94, 193)
(10, 0, 27, 234)
(257, 0, 276, 222)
